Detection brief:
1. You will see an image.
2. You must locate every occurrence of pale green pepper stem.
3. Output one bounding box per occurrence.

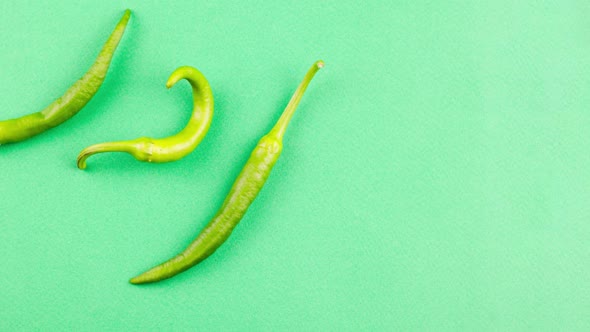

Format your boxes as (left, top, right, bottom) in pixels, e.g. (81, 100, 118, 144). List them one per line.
(0, 10, 131, 145)
(76, 66, 214, 169)
(268, 60, 324, 141)
(77, 141, 142, 169)
(130, 60, 324, 284)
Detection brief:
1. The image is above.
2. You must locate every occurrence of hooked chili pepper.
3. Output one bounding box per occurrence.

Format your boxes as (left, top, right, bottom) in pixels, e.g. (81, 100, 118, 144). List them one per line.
(0, 10, 131, 145)
(130, 60, 324, 284)
(77, 66, 214, 169)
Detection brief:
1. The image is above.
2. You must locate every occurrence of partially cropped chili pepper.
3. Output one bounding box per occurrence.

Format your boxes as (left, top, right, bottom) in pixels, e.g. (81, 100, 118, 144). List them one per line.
(0, 10, 131, 145)
(130, 60, 324, 284)
(76, 66, 213, 169)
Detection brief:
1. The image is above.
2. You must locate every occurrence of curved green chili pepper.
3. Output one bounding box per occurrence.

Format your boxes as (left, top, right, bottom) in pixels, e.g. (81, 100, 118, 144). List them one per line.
(130, 60, 324, 284)
(76, 66, 214, 169)
(0, 10, 131, 145)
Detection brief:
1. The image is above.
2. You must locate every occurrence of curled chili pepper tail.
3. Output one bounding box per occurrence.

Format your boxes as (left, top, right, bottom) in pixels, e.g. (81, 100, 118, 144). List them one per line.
(268, 60, 324, 141)
(76, 66, 214, 169)
(165, 68, 185, 89)
(77, 140, 143, 169)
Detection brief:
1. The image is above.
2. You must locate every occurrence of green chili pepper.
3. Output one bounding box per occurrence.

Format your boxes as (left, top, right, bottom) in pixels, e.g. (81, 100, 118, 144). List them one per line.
(130, 60, 324, 284)
(0, 10, 131, 145)
(76, 66, 214, 169)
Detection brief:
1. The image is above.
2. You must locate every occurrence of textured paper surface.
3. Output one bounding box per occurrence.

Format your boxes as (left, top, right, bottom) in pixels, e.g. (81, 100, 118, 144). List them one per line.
(1, 0, 589, 330)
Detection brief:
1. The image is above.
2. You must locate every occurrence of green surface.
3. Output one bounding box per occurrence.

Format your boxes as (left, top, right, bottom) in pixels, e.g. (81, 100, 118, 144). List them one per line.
(1, 1, 589, 330)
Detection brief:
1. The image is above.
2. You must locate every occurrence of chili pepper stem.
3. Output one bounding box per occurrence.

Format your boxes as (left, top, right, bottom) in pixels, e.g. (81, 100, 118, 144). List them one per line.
(268, 60, 324, 141)
(77, 141, 140, 169)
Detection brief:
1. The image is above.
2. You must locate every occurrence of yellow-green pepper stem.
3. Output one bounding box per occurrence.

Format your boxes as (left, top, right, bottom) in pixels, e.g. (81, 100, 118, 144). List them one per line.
(268, 60, 324, 141)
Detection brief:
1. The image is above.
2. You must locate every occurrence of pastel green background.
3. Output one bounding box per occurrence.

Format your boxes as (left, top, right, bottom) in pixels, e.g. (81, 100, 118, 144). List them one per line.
(1, 0, 589, 330)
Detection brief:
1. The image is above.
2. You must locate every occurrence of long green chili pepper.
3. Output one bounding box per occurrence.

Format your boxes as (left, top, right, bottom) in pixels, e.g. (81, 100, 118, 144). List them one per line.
(76, 66, 213, 169)
(130, 60, 324, 284)
(0, 10, 131, 145)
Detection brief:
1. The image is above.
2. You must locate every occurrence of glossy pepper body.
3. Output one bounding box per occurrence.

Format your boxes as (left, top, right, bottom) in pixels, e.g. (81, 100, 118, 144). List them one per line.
(0, 10, 131, 144)
(130, 60, 324, 284)
(131, 135, 282, 283)
(77, 66, 213, 169)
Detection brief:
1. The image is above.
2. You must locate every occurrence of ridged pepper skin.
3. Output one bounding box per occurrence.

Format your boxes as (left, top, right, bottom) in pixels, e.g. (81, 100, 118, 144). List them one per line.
(0, 10, 131, 144)
(130, 61, 324, 284)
